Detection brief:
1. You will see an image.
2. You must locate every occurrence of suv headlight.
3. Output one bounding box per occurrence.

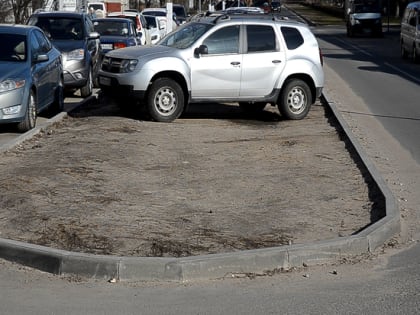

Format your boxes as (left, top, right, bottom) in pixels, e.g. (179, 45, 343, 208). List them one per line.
(0, 79, 25, 93)
(67, 49, 85, 60)
(121, 59, 138, 73)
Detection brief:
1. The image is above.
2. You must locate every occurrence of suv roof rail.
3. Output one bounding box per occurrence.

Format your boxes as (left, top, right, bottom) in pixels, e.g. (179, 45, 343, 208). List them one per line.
(213, 14, 231, 24)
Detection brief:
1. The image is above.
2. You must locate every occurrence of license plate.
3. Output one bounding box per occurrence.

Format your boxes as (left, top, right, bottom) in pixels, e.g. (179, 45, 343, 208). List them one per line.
(101, 44, 113, 50)
(99, 76, 111, 86)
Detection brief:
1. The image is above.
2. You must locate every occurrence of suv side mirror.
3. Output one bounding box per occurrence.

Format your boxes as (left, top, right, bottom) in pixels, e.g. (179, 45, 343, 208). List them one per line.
(194, 45, 208, 57)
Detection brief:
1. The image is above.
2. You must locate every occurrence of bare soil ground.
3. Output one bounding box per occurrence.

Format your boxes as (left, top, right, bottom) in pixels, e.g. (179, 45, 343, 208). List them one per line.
(0, 97, 383, 257)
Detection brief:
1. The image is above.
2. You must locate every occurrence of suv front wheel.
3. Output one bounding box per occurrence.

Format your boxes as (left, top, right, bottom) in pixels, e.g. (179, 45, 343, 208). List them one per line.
(278, 79, 312, 120)
(147, 78, 185, 122)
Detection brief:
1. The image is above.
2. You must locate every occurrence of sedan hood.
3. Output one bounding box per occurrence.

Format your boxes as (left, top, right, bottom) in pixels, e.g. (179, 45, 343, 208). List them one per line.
(0, 61, 27, 80)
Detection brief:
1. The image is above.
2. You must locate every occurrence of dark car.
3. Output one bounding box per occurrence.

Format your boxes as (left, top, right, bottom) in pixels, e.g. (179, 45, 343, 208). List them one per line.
(93, 18, 141, 55)
(27, 11, 101, 97)
(0, 24, 64, 132)
(271, 1, 281, 12)
(172, 4, 188, 24)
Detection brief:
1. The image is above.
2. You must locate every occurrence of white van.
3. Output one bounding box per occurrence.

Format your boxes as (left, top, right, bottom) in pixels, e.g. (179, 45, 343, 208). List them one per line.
(400, 1, 420, 62)
(87, 2, 107, 18)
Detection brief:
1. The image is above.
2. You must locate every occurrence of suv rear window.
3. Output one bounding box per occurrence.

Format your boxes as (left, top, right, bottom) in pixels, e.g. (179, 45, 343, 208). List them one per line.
(281, 26, 304, 50)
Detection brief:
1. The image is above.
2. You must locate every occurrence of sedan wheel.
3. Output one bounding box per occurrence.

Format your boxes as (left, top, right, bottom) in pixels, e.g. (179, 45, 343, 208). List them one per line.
(17, 90, 37, 132)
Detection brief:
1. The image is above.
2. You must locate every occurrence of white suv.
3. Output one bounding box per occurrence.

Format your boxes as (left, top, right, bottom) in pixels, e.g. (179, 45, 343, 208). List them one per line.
(98, 14, 324, 122)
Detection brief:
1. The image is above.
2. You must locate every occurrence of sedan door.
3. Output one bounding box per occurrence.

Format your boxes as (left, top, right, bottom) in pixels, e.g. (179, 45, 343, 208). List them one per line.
(29, 30, 55, 109)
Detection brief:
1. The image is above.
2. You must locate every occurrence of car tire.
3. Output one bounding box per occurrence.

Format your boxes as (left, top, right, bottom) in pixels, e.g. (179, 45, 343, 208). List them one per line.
(80, 67, 93, 98)
(146, 78, 184, 122)
(239, 102, 267, 113)
(17, 90, 37, 132)
(51, 77, 64, 113)
(278, 79, 312, 120)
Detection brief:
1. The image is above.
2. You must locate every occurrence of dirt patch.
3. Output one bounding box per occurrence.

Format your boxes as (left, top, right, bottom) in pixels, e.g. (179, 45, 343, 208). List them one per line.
(0, 97, 384, 257)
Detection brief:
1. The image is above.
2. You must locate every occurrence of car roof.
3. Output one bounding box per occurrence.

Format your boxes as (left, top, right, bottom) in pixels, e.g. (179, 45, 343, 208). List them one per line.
(0, 24, 36, 35)
(93, 17, 133, 23)
(30, 10, 86, 18)
(406, 1, 420, 8)
(193, 12, 303, 26)
(143, 8, 166, 11)
(108, 11, 141, 17)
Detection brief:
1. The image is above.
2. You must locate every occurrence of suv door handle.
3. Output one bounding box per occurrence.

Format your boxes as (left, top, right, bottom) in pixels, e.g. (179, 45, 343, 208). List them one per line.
(272, 60, 282, 64)
(231, 61, 240, 66)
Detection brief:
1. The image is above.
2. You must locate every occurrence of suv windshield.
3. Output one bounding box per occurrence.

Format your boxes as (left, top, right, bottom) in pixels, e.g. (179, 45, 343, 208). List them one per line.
(33, 17, 84, 40)
(160, 22, 212, 49)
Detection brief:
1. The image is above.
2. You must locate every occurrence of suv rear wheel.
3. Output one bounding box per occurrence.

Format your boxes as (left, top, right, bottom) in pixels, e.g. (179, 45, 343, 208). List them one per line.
(278, 79, 312, 120)
(147, 78, 184, 122)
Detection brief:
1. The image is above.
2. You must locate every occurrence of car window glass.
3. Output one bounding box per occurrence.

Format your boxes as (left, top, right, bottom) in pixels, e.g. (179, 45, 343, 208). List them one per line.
(161, 22, 212, 49)
(34, 29, 51, 53)
(246, 25, 277, 53)
(35, 17, 83, 40)
(202, 25, 240, 54)
(145, 16, 157, 28)
(409, 11, 416, 26)
(30, 32, 42, 59)
(0, 34, 26, 62)
(281, 26, 304, 50)
(94, 20, 127, 36)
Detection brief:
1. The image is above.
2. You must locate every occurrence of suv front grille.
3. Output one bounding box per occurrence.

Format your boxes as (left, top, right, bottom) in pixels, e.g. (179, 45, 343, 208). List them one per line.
(101, 57, 125, 73)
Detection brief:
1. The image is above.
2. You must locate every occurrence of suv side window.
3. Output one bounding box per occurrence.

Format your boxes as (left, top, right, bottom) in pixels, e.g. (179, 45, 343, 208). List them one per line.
(203, 25, 240, 54)
(246, 25, 277, 53)
(281, 26, 304, 50)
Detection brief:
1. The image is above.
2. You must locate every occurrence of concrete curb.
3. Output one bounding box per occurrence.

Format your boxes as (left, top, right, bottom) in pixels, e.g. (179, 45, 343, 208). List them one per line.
(0, 93, 400, 282)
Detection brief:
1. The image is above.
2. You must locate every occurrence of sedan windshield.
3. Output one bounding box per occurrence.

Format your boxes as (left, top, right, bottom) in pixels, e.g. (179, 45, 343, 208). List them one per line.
(160, 22, 213, 49)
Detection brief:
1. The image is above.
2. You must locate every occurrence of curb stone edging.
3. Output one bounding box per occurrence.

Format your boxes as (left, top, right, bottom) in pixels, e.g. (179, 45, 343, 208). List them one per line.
(0, 93, 400, 282)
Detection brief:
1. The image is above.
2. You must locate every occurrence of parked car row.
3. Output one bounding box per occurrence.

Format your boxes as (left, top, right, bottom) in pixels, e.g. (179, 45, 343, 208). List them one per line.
(0, 7, 175, 132)
(1, 5, 326, 132)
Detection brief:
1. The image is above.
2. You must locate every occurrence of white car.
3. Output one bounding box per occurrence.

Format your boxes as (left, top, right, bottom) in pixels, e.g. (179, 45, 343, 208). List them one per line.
(142, 8, 178, 33)
(107, 11, 151, 45)
(143, 15, 167, 44)
(98, 14, 324, 122)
